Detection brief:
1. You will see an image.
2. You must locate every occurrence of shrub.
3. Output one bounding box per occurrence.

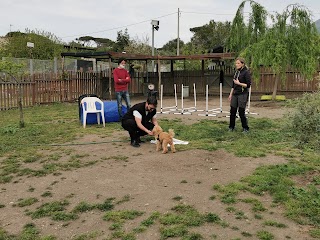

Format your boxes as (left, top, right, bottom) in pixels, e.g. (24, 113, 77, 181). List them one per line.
(285, 91, 320, 150)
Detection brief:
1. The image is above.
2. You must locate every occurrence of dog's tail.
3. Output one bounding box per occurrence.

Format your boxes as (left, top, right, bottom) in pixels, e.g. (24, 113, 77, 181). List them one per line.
(168, 129, 175, 138)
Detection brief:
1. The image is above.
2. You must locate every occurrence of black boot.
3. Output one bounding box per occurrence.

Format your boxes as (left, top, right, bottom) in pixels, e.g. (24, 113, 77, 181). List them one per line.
(131, 139, 140, 148)
(136, 137, 145, 143)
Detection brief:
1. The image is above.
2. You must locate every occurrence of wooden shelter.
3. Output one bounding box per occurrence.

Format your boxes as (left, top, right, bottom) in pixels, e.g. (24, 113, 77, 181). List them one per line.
(61, 51, 236, 98)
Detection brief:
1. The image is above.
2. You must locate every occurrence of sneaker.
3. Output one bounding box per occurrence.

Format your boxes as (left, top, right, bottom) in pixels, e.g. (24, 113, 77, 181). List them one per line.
(131, 140, 140, 148)
(242, 128, 249, 133)
(228, 127, 234, 132)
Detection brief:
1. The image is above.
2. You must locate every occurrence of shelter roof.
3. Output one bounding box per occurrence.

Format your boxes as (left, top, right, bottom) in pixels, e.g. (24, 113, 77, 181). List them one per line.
(61, 51, 235, 61)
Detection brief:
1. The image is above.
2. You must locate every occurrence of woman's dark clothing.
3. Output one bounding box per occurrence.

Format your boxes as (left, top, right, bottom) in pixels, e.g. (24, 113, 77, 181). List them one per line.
(229, 66, 251, 131)
(121, 101, 156, 142)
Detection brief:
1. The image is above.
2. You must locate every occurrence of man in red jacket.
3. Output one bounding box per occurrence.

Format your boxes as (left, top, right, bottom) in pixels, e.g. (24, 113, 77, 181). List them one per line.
(113, 58, 131, 120)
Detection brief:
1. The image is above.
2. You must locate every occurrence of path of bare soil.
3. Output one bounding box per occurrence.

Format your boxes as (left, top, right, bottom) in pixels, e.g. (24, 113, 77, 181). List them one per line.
(1, 97, 312, 240)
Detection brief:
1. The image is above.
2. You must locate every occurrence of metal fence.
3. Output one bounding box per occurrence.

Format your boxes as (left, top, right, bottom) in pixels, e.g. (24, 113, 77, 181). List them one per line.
(1, 57, 113, 74)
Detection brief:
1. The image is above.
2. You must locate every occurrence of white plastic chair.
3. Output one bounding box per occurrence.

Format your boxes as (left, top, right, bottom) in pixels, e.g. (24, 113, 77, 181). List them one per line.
(81, 97, 106, 128)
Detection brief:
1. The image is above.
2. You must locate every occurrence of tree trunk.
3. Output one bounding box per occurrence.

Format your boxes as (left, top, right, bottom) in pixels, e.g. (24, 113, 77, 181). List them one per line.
(18, 99, 25, 128)
(272, 76, 279, 100)
(18, 83, 25, 128)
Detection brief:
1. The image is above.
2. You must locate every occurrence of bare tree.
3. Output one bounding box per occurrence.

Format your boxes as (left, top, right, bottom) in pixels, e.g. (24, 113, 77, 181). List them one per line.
(0, 60, 25, 127)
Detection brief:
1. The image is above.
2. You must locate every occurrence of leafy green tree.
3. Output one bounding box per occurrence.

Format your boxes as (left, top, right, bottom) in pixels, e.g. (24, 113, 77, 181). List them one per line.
(124, 35, 152, 55)
(76, 36, 115, 50)
(227, 1, 267, 53)
(160, 38, 185, 55)
(76, 36, 96, 47)
(228, 1, 320, 99)
(123, 36, 152, 71)
(0, 60, 25, 127)
(178, 42, 204, 70)
(190, 20, 232, 52)
(0, 29, 64, 60)
(94, 37, 115, 51)
(68, 40, 85, 48)
(113, 29, 130, 52)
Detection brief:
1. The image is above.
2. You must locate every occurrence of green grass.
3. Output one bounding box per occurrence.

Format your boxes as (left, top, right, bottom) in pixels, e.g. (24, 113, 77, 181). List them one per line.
(73, 198, 115, 213)
(263, 220, 287, 228)
(241, 198, 266, 212)
(106, 155, 129, 162)
(256, 230, 275, 240)
(72, 231, 102, 240)
(0, 102, 319, 239)
(41, 191, 53, 197)
(172, 195, 183, 201)
(103, 210, 144, 223)
(16, 197, 39, 207)
(0, 223, 56, 240)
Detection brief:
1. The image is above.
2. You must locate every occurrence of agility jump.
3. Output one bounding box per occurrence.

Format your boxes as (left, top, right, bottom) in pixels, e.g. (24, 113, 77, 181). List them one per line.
(173, 83, 204, 115)
(246, 87, 258, 115)
(174, 84, 192, 115)
(158, 84, 178, 114)
(198, 83, 229, 117)
(198, 84, 217, 117)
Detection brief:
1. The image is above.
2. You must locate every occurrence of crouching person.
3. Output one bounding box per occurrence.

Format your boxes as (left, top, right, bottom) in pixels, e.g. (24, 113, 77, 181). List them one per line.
(121, 96, 158, 147)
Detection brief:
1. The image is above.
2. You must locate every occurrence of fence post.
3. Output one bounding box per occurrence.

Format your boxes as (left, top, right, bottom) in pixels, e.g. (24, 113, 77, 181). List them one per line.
(32, 76, 36, 106)
(29, 59, 33, 75)
(54, 57, 57, 74)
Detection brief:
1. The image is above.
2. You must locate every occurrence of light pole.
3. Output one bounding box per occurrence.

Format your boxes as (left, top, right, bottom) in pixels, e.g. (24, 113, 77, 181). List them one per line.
(151, 20, 159, 72)
(27, 42, 34, 75)
(177, 8, 180, 56)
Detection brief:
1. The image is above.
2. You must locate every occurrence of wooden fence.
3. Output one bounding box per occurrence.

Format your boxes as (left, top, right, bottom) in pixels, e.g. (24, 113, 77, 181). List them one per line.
(0, 67, 319, 110)
(253, 67, 319, 93)
(0, 72, 100, 110)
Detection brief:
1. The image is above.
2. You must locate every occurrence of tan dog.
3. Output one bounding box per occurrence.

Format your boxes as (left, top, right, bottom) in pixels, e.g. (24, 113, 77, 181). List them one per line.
(152, 125, 176, 154)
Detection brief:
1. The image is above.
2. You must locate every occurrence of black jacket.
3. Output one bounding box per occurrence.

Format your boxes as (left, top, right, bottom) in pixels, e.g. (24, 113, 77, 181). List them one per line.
(232, 66, 251, 95)
(122, 102, 156, 124)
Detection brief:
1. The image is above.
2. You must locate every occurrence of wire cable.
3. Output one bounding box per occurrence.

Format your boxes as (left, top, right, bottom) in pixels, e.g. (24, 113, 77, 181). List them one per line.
(61, 12, 177, 39)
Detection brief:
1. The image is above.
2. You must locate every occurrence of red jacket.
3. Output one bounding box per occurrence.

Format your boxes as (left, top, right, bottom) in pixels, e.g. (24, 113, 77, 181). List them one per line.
(113, 67, 131, 92)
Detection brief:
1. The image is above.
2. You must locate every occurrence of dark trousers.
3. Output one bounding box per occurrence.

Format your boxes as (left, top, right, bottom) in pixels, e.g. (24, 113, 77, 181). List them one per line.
(229, 93, 249, 130)
(229, 106, 248, 130)
(121, 119, 154, 142)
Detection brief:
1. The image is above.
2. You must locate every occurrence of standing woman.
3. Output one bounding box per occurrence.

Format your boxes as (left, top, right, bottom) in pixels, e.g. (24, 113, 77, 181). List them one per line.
(228, 57, 251, 132)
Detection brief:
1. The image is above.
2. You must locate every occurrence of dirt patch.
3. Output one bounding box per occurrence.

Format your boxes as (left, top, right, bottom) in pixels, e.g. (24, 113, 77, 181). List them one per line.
(0, 97, 311, 239)
(154, 96, 290, 125)
(292, 170, 320, 189)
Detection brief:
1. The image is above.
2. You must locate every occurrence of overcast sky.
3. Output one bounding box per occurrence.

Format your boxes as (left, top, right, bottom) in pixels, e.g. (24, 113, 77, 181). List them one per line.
(1, 0, 319, 48)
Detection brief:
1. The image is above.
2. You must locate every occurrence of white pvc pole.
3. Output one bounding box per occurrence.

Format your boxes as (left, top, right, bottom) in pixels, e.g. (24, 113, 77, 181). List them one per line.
(198, 84, 216, 117)
(219, 82, 223, 113)
(159, 84, 178, 114)
(174, 84, 178, 111)
(246, 87, 258, 115)
(247, 87, 251, 113)
(205, 84, 209, 115)
(193, 83, 197, 110)
(174, 83, 191, 115)
(181, 84, 184, 113)
(160, 84, 164, 113)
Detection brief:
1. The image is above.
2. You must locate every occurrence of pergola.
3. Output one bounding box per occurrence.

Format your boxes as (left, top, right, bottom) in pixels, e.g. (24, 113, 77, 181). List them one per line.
(60, 51, 235, 61)
(60, 51, 235, 98)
